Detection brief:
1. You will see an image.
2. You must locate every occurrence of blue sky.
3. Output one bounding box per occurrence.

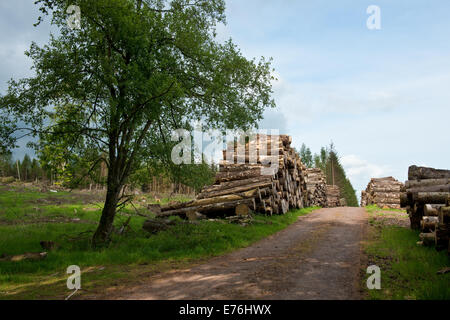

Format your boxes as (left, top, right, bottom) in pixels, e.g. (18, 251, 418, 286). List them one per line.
(1, 1, 450, 198)
(218, 0, 450, 197)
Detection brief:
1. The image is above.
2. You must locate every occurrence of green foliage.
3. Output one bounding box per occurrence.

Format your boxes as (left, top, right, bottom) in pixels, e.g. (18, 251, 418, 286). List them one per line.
(0, 113, 16, 154)
(299, 143, 313, 168)
(0, 153, 44, 182)
(310, 143, 358, 207)
(20, 154, 32, 181)
(324, 148, 358, 207)
(365, 204, 405, 214)
(128, 160, 216, 193)
(0, 186, 317, 299)
(314, 146, 329, 171)
(0, 152, 14, 177)
(0, 0, 276, 244)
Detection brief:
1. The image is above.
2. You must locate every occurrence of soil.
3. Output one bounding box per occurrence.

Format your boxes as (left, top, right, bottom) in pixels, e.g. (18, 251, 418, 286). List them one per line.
(91, 207, 368, 300)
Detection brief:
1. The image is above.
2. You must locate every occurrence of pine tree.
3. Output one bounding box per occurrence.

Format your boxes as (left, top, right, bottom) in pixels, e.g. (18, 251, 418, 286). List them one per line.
(323, 146, 358, 207)
(0, 152, 13, 177)
(30, 158, 41, 182)
(299, 144, 313, 168)
(21, 154, 32, 181)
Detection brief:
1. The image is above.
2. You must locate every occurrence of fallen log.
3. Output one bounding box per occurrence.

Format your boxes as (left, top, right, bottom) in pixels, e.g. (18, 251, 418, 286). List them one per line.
(199, 176, 273, 194)
(0, 252, 48, 262)
(215, 168, 264, 183)
(424, 204, 443, 216)
(218, 164, 265, 172)
(405, 178, 450, 189)
(409, 166, 450, 180)
(412, 192, 450, 205)
(419, 232, 436, 246)
(197, 181, 273, 199)
(406, 184, 450, 193)
(421, 216, 438, 232)
(400, 193, 409, 207)
(157, 199, 257, 218)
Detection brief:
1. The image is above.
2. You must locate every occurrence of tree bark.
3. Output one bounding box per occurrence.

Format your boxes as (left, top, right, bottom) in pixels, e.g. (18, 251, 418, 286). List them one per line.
(92, 184, 121, 247)
(405, 178, 450, 189)
(157, 199, 256, 218)
(406, 184, 450, 193)
(412, 192, 449, 204)
(215, 168, 263, 183)
(92, 152, 124, 248)
(408, 166, 450, 180)
(419, 232, 436, 246)
(424, 204, 442, 216)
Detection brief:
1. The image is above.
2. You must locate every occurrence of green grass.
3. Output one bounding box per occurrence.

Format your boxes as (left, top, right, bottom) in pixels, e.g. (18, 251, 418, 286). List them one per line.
(365, 204, 406, 215)
(363, 207, 450, 300)
(0, 185, 318, 299)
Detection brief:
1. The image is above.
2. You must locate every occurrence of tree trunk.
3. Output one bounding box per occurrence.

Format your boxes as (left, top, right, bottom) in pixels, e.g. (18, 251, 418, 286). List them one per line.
(92, 162, 122, 248)
(92, 188, 120, 247)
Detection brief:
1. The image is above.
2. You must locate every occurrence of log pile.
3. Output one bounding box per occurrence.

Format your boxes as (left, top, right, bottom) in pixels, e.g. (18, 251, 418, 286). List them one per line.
(326, 185, 341, 208)
(417, 196, 450, 255)
(153, 134, 327, 220)
(304, 168, 327, 207)
(400, 165, 450, 254)
(360, 191, 367, 207)
(361, 177, 404, 209)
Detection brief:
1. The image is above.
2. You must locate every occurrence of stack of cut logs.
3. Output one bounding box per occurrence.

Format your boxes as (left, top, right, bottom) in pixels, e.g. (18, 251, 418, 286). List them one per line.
(156, 134, 314, 219)
(360, 191, 367, 207)
(326, 185, 341, 208)
(361, 177, 404, 209)
(304, 168, 327, 207)
(400, 166, 450, 254)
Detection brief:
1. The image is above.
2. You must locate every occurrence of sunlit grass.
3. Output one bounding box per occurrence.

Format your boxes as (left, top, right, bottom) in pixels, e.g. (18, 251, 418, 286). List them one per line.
(0, 186, 318, 299)
(363, 207, 450, 300)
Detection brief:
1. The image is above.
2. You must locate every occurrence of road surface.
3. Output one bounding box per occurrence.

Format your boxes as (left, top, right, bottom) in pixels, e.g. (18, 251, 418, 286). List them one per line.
(107, 207, 368, 300)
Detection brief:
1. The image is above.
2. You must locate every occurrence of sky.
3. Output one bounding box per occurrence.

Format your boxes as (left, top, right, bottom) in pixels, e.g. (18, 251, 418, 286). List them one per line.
(1, 0, 450, 200)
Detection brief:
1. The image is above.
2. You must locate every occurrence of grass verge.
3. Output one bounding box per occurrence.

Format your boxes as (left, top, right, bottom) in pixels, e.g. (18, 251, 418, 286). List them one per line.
(362, 206, 450, 300)
(0, 185, 318, 299)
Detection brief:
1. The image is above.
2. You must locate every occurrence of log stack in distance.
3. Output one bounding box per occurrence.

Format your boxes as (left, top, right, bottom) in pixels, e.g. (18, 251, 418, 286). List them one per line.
(154, 134, 333, 220)
(361, 177, 404, 209)
(304, 168, 327, 207)
(325, 185, 341, 208)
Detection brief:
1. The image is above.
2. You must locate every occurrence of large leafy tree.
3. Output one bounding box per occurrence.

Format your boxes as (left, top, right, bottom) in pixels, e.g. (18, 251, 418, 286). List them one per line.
(0, 0, 275, 247)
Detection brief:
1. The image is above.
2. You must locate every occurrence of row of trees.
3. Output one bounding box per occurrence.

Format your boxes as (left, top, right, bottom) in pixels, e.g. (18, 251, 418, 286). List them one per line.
(0, 153, 44, 182)
(299, 143, 359, 207)
(0, 150, 216, 194)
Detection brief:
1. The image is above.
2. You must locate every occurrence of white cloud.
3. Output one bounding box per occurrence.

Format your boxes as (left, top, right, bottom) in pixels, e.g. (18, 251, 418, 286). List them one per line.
(340, 154, 393, 201)
(341, 154, 391, 180)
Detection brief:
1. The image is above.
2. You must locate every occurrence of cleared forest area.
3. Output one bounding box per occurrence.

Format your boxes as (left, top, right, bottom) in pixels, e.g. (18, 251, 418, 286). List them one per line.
(0, 183, 317, 299)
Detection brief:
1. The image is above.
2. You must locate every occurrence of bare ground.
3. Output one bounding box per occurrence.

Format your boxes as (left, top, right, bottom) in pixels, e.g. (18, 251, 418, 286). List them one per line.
(93, 207, 368, 300)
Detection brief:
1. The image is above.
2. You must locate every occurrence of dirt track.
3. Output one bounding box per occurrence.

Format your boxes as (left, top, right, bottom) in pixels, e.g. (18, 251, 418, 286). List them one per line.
(108, 207, 368, 300)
